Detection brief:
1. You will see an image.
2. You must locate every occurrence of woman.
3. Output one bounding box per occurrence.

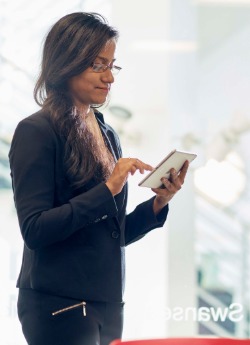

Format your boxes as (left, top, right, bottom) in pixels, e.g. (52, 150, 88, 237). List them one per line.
(9, 12, 188, 345)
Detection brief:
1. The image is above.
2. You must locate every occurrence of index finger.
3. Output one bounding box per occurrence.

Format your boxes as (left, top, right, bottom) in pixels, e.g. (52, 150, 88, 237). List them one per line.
(137, 160, 154, 174)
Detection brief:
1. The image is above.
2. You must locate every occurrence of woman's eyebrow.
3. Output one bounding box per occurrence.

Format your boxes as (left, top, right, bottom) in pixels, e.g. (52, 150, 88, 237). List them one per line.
(96, 56, 116, 63)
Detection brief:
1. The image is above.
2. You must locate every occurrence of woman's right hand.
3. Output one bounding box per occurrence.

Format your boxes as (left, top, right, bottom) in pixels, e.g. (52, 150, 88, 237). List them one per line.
(105, 158, 153, 196)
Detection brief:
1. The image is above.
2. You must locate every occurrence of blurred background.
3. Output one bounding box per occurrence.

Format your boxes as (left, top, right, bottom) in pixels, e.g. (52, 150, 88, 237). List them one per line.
(0, 0, 250, 343)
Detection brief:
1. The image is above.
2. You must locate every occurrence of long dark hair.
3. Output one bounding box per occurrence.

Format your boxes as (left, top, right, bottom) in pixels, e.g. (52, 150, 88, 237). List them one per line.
(34, 12, 119, 189)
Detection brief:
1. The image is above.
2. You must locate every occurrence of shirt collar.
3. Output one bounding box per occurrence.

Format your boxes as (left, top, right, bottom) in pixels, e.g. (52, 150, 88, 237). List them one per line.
(93, 110, 105, 124)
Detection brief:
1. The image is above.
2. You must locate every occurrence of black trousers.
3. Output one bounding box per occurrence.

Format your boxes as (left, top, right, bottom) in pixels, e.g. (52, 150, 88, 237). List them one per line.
(17, 288, 124, 345)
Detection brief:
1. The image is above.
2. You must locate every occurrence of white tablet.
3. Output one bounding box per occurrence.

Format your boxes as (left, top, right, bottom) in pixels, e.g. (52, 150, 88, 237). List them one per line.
(138, 149, 197, 188)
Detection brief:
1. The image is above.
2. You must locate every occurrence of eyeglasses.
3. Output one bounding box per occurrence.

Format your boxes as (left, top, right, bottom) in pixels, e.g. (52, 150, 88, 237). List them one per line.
(91, 62, 122, 75)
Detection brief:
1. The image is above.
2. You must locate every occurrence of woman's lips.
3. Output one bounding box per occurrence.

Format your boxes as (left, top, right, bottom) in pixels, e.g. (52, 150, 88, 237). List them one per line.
(96, 87, 109, 93)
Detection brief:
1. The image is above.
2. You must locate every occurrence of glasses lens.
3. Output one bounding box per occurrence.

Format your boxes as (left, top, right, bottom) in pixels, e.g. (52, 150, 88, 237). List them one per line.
(92, 63, 122, 75)
(92, 63, 103, 72)
(112, 66, 122, 75)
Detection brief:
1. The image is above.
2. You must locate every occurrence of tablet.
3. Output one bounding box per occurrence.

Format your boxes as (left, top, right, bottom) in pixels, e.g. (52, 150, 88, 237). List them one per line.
(138, 149, 197, 188)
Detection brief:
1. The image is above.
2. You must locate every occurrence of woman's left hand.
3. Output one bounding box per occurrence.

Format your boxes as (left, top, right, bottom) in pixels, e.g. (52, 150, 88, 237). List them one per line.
(152, 160, 189, 215)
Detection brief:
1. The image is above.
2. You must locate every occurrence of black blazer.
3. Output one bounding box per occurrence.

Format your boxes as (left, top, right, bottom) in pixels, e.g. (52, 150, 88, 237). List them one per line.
(9, 110, 168, 302)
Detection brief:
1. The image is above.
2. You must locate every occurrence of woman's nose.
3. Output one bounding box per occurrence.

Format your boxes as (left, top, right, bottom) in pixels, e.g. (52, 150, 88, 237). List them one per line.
(101, 68, 115, 83)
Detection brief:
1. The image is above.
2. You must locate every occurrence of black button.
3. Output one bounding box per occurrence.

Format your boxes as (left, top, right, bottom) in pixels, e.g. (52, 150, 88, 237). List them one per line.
(111, 231, 119, 239)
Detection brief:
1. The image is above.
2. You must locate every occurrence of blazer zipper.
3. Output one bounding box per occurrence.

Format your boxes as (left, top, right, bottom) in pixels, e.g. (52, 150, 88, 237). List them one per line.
(52, 301, 86, 317)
